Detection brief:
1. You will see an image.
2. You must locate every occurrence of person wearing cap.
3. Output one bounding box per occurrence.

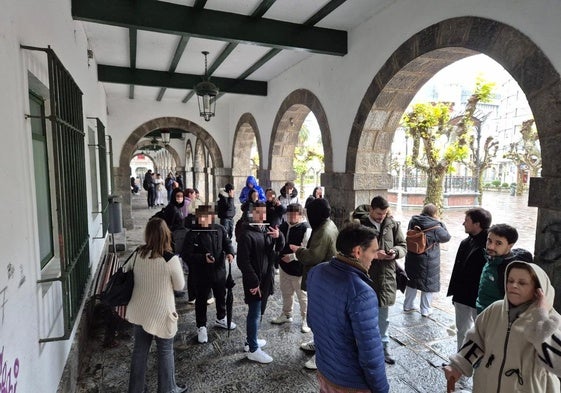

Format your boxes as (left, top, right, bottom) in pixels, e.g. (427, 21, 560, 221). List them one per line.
(180, 205, 235, 344)
(217, 183, 236, 239)
(271, 203, 312, 332)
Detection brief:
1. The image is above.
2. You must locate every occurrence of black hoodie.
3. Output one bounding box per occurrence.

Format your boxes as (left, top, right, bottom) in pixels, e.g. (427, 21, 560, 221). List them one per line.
(159, 188, 185, 231)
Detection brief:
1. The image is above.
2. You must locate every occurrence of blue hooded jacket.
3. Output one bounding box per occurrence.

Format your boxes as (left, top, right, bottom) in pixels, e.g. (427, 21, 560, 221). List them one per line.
(239, 176, 266, 203)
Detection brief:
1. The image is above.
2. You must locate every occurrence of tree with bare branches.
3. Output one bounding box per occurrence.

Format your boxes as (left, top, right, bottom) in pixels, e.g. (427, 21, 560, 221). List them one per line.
(402, 78, 495, 211)
(503, 119, 541, 196)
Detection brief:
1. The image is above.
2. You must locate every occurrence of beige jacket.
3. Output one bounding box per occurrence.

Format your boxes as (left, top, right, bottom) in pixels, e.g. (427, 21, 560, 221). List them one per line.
(450, 262, 561, 393)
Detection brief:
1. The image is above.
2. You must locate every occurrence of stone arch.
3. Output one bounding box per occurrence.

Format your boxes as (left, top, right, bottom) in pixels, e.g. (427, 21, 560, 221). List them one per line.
(118, 117, 224, 227)
(135, 141, 181, 172)
(346, 16, 561, 308)
(268, 89, 333, 193)
(232, 113, 263, 192)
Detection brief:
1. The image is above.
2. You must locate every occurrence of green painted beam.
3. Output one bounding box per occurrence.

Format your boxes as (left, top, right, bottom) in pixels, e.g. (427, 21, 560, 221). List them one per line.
(72, 0, 347, 56)
(252, 0, 277, 18)
(305, 0, 348, 26)
(157, 35, 191, 101)
(129, 28, 137, 99)
(98, 65, 268, 96)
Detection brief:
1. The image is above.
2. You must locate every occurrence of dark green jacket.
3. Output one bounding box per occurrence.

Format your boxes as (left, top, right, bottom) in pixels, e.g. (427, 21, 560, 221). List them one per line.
(360, 216, 406, 307)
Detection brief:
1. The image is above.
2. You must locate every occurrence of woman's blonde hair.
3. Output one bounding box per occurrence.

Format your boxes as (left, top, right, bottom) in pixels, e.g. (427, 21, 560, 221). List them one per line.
(139, 218, 172, 258)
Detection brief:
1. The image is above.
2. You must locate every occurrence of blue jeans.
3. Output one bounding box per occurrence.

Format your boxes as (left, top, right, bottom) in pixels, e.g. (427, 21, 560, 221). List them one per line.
(246, 300, 262, 352)
(378, 306, 390, 345)
(128, 325, 179, 393)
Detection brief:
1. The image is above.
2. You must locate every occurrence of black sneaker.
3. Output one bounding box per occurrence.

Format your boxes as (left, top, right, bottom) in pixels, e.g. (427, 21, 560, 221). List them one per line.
(383, 345, 395, 365)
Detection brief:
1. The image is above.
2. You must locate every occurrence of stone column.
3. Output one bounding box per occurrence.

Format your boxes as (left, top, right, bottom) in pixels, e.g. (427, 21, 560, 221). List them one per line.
(193, 166, 205, 199)
(322, 172, 392, 227)
(257, 169, 271, 190)
(528, 176, 561, 312)
(114, 165, 134, 229)
(213, 167, 232, 195)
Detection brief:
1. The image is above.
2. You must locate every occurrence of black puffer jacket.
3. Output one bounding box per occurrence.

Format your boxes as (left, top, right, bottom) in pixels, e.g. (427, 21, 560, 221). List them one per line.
(404, 214, 451, 293)
(180, 223, 234, 283)
(216, 190, 236, 219)
(447, 229, 488, 307)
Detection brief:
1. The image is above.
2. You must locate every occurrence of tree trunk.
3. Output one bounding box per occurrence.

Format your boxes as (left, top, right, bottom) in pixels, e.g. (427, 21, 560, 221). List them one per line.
(516, 169, 524, 196)
(425, 169, 446, 213)
(477, 170, 484, 205)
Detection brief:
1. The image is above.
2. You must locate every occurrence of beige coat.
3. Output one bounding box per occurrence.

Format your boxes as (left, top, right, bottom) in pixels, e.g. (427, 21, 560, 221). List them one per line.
(450, 262, 561, 393)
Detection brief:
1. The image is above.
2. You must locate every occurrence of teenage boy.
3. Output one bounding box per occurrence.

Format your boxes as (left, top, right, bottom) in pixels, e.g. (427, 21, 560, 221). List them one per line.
(181, 205, 235, 344)
(475, 223, 533, 314)
(271, 204, 312, 332)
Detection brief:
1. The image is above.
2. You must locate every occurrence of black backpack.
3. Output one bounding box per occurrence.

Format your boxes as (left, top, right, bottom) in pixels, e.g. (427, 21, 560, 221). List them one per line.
(142, 178, 149, 191)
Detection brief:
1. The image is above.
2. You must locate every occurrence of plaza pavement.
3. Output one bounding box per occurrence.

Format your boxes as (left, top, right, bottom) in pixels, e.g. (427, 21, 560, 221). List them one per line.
(77, 191, 536, 393)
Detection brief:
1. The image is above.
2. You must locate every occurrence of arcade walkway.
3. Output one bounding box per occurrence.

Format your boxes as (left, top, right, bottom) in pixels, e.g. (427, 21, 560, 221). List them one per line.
(77, 191, 536, 392)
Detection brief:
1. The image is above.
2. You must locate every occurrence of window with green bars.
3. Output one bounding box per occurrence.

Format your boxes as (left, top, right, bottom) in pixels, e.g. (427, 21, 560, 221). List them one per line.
(24, 45, 91, 342)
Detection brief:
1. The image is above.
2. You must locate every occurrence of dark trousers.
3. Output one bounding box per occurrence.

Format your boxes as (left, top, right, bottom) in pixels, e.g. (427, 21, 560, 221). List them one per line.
(147, 186, 156, 207)
(220, 218, 234, 239)
(194, 280, 226, 327)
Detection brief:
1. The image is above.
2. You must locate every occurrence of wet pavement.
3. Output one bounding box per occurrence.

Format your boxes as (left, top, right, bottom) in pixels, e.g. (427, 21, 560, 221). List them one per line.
(77, 191, 536, 393)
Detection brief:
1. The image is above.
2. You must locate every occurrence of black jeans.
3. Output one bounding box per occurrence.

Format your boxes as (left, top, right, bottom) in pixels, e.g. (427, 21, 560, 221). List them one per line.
(194, 279, 226, 327)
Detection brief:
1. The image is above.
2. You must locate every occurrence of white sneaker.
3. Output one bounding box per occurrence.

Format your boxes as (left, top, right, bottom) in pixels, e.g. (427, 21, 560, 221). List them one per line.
(300, 341, 315, 352)
(301, 320, 311, 333)
(271, 313, 293, 324)
(243, 339, 267, 352)
(215, 317, 236, 330)
(207, 297, 215, 305)
(247, 348, 273, 364)
(197, 326, 208, 343)
(304, 355, 317, 370)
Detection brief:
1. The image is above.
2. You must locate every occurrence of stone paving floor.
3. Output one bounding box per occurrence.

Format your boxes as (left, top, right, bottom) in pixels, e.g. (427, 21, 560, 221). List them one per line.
(77, 191, 536, 393)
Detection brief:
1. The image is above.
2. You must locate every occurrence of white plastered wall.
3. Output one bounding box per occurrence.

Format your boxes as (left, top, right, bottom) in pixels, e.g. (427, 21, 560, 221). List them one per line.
(0, 1, 107, 392)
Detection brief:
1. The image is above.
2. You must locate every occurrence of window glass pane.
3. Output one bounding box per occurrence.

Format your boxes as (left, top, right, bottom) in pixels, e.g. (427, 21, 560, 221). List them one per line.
(29, 94, 54, 267)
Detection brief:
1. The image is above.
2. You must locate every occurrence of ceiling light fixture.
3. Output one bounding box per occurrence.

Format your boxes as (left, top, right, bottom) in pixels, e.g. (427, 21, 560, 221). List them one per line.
(194, 51, 219, 122)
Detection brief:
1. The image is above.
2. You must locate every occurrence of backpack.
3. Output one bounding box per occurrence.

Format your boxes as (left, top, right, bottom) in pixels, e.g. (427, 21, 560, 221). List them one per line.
(406, 225, 440, 254)
(142, 178, 148, 191)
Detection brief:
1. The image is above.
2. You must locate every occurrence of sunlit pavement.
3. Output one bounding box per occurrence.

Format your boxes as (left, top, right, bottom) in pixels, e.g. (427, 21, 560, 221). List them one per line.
(78, 191, 536, 393)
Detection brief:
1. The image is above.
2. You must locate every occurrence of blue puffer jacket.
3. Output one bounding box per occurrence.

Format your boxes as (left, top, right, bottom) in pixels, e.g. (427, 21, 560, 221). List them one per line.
(307, 257, 389, 393)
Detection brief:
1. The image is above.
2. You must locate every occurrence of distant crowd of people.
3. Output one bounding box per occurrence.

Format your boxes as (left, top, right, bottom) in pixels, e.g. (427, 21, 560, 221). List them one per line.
(121, 174, 561, 393)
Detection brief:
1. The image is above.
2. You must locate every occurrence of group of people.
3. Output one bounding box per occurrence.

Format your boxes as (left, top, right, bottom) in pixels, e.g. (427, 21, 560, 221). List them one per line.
(122, 176, 561, 393)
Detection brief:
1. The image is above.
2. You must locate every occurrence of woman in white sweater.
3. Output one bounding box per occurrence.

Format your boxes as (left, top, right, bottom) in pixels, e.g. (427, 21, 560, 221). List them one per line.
(125, 218, 187, 393)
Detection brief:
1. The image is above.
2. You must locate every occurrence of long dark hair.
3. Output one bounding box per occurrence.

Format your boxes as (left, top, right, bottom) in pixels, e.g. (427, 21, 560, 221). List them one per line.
(139, 218, 172, 258)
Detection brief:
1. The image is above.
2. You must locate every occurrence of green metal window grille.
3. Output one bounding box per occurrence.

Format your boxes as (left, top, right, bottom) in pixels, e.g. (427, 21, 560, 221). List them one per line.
(96, 119, 109, 236)
(23, 45, 91, 342)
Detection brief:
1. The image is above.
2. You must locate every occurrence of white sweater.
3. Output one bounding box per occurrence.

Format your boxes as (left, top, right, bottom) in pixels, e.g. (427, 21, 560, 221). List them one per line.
(125, 253, 185, 339)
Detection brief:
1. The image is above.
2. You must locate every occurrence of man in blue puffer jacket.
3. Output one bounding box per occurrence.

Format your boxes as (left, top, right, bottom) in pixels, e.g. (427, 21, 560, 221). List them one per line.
(307, 221, 389, 393)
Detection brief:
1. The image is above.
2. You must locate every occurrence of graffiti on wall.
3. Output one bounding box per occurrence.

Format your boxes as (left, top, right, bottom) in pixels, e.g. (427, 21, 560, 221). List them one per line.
(0, 346, 19, 393)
